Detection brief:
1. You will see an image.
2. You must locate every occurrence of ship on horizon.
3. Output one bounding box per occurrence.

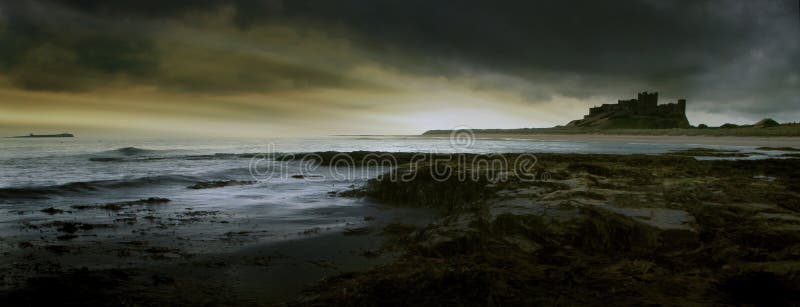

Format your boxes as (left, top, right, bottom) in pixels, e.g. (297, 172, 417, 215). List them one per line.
(8, 133, 75, 138)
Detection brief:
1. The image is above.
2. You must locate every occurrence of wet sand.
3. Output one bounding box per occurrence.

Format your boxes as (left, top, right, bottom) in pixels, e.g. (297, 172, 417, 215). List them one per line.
(0, 201, 436, 305)
(421, 132, 800, 147)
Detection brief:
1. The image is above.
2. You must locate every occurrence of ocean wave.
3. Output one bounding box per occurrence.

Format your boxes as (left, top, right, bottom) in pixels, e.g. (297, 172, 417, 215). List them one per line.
(101, 147, 160, 156)
(181, 153, 260, 160)
(199, 166, 264, 180)
(0, 182, 98, 199)
(88, 156, 167, 162)
(88, 148, 262, 162)
(102, 174, 199, 188)
(0, 174, 200, 199)
(87, 147, 166, 162)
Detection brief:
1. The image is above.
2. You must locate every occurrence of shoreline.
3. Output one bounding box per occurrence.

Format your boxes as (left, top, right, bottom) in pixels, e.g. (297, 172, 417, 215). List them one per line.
(3, 151, 799, 305)
(419, 132, 800, 147)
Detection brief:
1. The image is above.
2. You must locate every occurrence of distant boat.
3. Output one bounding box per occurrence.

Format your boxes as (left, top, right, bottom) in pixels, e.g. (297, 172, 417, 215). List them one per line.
(9, 133, 75, 138)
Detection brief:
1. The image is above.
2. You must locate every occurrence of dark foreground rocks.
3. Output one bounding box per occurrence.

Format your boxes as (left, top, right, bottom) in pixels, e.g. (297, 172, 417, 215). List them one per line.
(0, 267, 248, 306)
(294, 153, 800, 306)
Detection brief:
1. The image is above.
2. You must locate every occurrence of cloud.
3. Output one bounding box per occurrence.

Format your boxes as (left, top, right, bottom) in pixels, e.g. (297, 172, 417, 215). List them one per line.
(0, 1, 370, 93)
(0, 1, 158, 91)
(264, 1, 799, 105)
(0, 0, 797, 124)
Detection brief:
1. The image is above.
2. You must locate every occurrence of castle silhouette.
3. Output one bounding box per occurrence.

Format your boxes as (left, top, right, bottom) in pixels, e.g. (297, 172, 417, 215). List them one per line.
(586, 92, 685, 119)
(568, 92, 690, 129)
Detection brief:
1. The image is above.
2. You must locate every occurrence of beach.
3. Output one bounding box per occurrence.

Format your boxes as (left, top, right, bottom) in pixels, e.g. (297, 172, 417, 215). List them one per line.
(3, 1, 798, 304)
(1, 139, 799, 305)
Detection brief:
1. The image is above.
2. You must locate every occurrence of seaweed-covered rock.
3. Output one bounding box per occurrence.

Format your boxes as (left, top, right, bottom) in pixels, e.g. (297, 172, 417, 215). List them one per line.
(301, 153, 800, 306)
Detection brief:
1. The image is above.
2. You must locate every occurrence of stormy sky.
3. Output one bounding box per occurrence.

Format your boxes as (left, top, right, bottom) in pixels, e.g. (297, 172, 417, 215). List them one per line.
(1, 0, 798, 137)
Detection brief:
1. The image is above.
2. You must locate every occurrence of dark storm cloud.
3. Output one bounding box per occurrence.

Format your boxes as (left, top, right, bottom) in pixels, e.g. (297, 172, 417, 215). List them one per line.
(0, 0, 359, 92)
(266, 0, 798, 103)
(272, 0, 798, 119)
(0, 1, 159, 90)
(32, 0, 286, 30)
(0, 0, 797, 118)
(282, 1, 736, 76)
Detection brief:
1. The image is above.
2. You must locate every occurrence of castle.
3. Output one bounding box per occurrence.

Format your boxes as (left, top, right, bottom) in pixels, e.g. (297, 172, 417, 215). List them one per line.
(586, 92, 685, 118)
(567, 92, 690, 129)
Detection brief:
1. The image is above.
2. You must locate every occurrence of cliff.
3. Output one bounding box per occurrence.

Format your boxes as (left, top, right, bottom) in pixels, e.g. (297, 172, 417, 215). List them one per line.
(566, 92, 690, 129)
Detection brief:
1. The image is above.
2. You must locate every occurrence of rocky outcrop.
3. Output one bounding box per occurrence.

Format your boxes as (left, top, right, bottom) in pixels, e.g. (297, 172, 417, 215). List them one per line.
(297, 153, 800, 306)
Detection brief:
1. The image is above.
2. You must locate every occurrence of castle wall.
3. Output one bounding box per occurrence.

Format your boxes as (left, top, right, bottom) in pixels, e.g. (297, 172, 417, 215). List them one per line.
(655, 101, 687, 115)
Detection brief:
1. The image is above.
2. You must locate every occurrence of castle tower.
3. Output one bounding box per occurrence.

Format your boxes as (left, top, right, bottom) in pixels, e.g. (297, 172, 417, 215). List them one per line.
(636, 91, 658, 114)
(677, 99, 686, 114)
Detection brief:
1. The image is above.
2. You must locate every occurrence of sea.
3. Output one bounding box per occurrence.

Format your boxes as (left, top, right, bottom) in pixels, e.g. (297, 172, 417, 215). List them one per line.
(0, 136, 783, 256)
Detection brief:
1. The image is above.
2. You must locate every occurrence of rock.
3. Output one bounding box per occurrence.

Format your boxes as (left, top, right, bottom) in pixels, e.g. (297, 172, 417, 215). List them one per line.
(71, 197, 170, 211)
(360, 249, 382, 258)
(57, 222, 79, 234)
(40, 207, 64, 214)
(187, 180, 255, 189)
(291, 174, 322, 179)
(343, 227, 372, 236)
(57, 234, 78, 241)
(44, 245, 70, 255)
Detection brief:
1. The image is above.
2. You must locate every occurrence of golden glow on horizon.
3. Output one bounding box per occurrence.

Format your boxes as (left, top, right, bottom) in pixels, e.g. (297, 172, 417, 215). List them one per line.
(0, 74, 595, 137)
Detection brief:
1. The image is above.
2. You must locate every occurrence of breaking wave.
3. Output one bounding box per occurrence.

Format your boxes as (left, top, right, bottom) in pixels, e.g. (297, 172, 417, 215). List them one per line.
(99, 147, 161, 156)
(0, 174, 200, 199)
(88, 147, 263, 163)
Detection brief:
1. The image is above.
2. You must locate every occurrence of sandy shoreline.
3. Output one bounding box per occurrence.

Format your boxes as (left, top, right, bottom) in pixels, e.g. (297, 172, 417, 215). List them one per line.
(419, 133, 800, 147)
